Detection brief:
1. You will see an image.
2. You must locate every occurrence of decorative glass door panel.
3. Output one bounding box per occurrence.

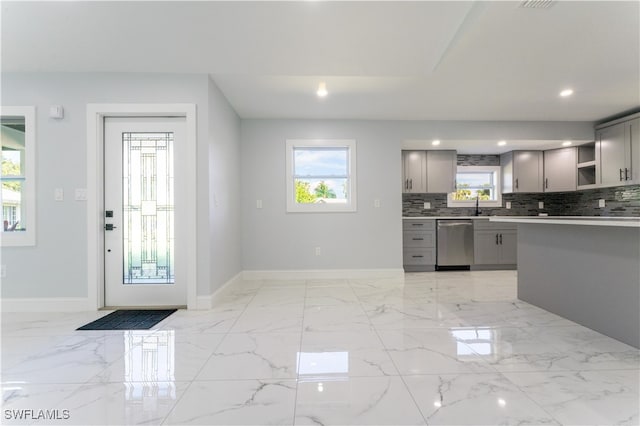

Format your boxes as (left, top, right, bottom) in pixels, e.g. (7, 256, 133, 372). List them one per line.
(122, 132, 174, 284)
(104, 116, 186, 307)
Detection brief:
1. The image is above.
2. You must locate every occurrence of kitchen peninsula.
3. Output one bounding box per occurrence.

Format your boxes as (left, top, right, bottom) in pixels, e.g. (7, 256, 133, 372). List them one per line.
(491, 216, 640, 348)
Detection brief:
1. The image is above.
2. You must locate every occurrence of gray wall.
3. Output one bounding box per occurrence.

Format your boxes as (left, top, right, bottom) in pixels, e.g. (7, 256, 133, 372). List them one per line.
(1, 73, 242, 298)
(240, 120, 403, 270)
(208, 77, 242, 291)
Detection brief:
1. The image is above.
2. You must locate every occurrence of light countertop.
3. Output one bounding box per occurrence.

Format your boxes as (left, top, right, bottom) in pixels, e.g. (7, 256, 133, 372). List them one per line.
(489, 216, 640, 228)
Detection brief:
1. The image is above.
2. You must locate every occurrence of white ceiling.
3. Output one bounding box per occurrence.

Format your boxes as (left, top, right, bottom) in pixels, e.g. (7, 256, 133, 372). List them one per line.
(2, 1, 639, 143)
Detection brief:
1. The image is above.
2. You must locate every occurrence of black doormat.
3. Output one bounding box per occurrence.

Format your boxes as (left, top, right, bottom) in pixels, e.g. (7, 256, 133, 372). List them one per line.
(77, 309, 177, 331)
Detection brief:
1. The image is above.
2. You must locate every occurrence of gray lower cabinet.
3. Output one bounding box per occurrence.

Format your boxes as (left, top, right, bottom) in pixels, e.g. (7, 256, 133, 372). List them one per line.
(403, 219, 436, 271)
(473, 221, 517, 269)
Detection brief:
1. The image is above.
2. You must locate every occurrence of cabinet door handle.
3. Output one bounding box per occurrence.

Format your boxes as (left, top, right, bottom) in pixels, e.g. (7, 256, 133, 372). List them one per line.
(625, 168, 630, 181)
(409, 179, 413, 190)
(515, 178, 519, 189)
(412, 255, 424, 258)
(412, 238, 424, 241)
(545, 178, 548, 189)
(411, 223, 424, 226)
(496, 234, 499, 245)
(499, 234, 503, 245)
(620, 168, 624, 181)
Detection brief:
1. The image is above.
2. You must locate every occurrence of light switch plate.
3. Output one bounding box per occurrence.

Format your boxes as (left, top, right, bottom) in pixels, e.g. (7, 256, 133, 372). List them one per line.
(75, 188, 87, 201)
(256, 199, 263, 209)
(538, 201, 544, 209)
(423, 202, 431, 209)
(598, 199, 606, 208)
(505, 201, 512, 209)
(374, 199, 381, 208)
(54, 188, 64, 201)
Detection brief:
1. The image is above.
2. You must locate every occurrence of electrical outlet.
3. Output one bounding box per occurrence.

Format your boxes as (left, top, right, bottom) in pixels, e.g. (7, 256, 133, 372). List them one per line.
(505, 201, 512, 209)
(598, 199, 606, 208)
(423, 202, 431, 209)
(54, 188, 64, 201)
(256, 199, 263, 209)
(538, 201, 544, 209)
(315, 247, 321, 256)
(374, 199, 380, 208)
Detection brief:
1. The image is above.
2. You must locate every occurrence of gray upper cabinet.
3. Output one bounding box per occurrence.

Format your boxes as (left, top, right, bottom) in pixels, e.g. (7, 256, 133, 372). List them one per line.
(426, 150, 456, 193)
(402, 150, 456, 193)
(630, 118, 640, 184)
(596, 115, 640, 187)
(402, 151, 426, 193)
(544, 147, 577, 192)
(597, 122, 628, 187)
(501, 151, 543, 193)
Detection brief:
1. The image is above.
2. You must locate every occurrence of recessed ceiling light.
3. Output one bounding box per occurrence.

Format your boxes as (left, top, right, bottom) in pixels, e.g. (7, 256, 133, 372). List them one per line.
(432, 140, 441, 146)
(562, 140, 572, 146)
(498, 140, 507, 146)
(559, 89, 573, 97)
(316, 82, 328, 98)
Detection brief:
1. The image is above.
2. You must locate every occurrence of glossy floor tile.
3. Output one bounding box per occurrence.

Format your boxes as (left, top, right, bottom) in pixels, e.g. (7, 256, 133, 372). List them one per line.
(2, 271, 639, 425)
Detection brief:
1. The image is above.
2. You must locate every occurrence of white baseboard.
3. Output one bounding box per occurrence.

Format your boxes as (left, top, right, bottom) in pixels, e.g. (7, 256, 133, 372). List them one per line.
(196, 272, 243, 310)
(2, 269, 404, 312)
(1, 297, 92, 312)
(242, 269, 405, 281)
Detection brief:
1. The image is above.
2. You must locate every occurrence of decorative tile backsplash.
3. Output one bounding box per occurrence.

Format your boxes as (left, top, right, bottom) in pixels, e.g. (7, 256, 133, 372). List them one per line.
(403, 185, 640, 217)
(457, 154, 500, 166)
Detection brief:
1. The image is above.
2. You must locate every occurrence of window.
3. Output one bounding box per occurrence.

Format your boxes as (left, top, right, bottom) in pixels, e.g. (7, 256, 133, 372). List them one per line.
(286, 139, 357, 212)
(447, 166, 502, 208)
(1, 106, 36, 246)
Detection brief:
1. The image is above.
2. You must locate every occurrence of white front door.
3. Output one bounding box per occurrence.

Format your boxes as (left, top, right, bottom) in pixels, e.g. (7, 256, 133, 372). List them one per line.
(104, 117, 187, 307)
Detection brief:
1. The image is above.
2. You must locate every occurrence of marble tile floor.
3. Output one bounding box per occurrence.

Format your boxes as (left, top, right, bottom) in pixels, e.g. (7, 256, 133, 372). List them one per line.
(1, 271, 638, 425)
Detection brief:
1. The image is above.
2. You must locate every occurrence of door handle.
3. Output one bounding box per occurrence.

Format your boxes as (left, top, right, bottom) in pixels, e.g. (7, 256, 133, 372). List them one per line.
(625, 168, 630, 181)
(495, 234, 499, 245)
(105, 224, 117, 231)
(545, 178, 548, 189)
(409, 179, 413, 190)
(515, 178, 519, 189)
(499, 234, 503, 245)
(620, 168, 624, 181)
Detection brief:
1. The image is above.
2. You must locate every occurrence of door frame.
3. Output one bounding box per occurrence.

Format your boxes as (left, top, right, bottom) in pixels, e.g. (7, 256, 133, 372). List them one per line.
(86, 104, 197, 310)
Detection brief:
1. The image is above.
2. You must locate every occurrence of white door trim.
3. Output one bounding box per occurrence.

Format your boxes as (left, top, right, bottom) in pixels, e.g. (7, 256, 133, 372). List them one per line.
(86, 104, 197, 310)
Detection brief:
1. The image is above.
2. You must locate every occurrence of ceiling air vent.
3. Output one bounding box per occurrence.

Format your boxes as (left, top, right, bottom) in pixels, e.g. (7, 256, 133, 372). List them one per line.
(520, 0, 554, 9)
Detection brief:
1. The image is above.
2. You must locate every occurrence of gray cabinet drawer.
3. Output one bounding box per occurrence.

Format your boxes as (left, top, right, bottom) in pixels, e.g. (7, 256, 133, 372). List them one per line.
(403, 230, 435, 248)
(473, 220, 517, 231)
(403, 219, 436, 231)
(403, 248, 435, 265)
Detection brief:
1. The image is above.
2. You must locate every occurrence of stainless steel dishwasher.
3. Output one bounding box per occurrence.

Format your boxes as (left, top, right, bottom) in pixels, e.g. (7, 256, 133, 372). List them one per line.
(436, 219, 474, 269)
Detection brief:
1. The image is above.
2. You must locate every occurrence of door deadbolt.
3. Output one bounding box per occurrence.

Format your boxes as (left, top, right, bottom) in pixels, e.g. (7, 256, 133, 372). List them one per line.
(105, 224, 117, 231)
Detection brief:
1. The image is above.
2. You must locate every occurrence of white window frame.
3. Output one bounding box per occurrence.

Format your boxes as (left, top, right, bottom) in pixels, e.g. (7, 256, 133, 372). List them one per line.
(1, 106, 36, 247)
(447, 165, 502, 208)
(286, 139, 357, 213)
